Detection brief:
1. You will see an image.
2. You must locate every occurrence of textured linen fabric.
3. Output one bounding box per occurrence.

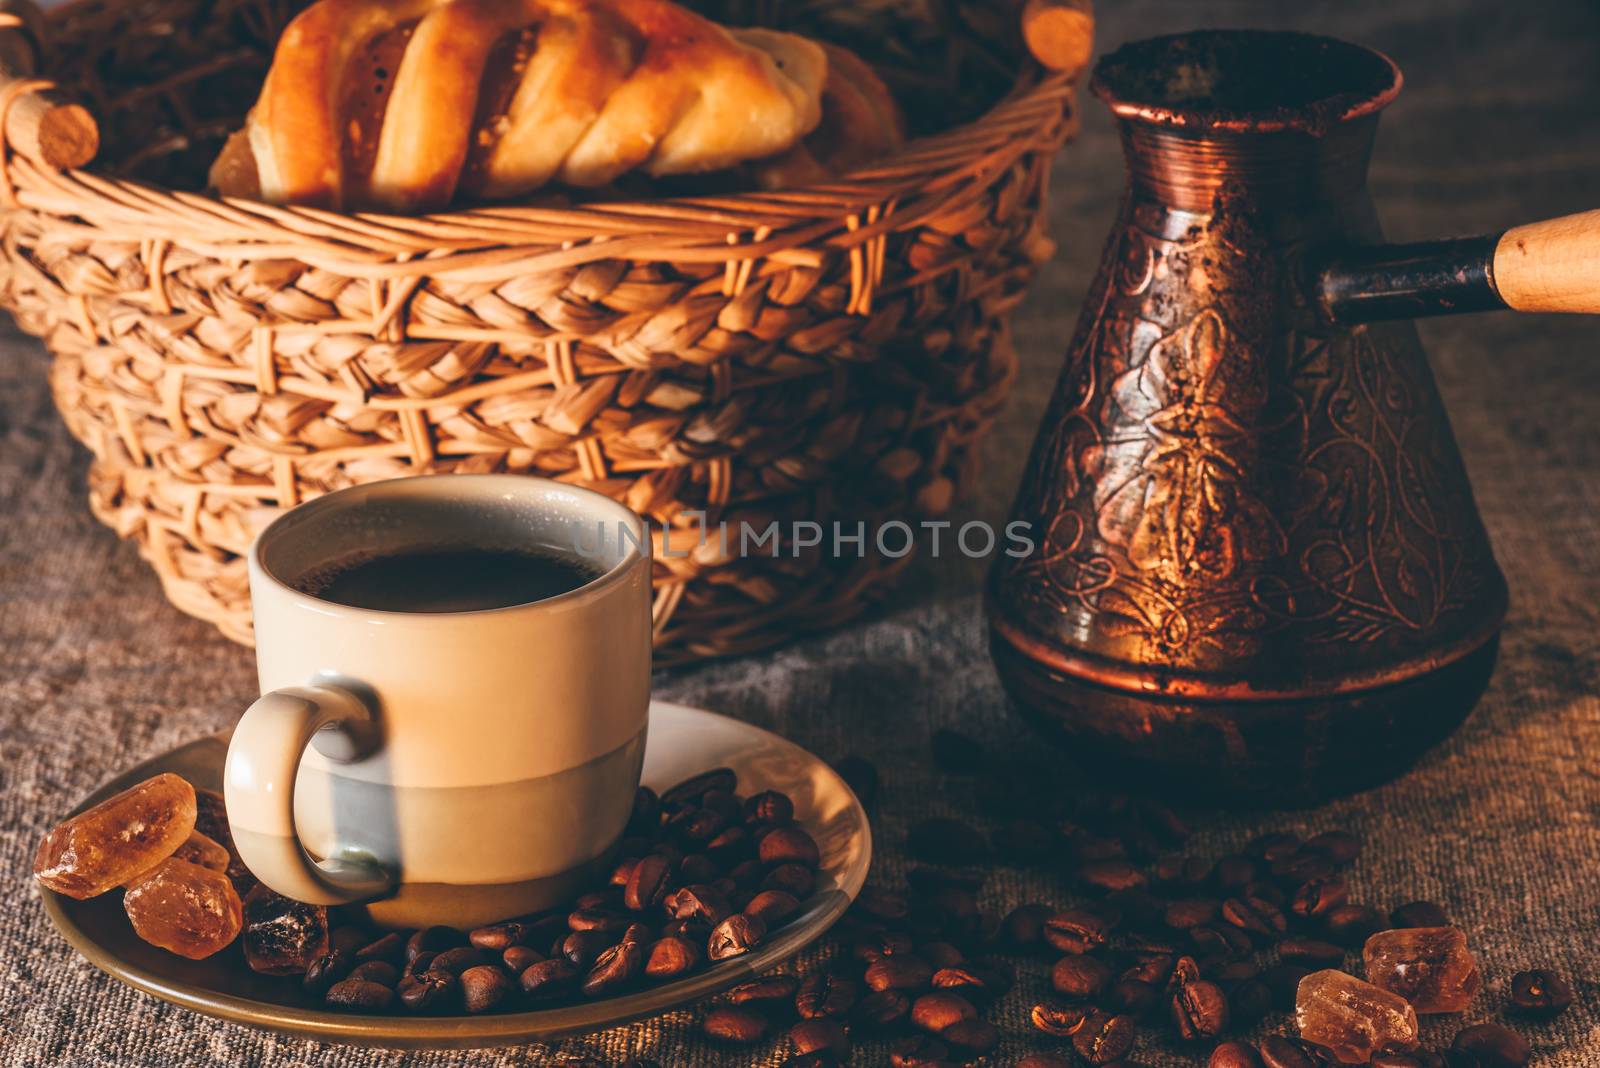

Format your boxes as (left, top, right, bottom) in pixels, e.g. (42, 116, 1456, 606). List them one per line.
(3, 0, 1598, 1064)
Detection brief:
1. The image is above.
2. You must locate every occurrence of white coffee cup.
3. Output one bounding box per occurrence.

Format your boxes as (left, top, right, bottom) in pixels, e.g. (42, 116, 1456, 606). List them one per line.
(223, 475, 652, 929)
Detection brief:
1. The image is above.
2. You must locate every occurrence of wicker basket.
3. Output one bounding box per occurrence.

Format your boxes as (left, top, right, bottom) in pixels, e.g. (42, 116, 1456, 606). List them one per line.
(0, 0, 1079, 665)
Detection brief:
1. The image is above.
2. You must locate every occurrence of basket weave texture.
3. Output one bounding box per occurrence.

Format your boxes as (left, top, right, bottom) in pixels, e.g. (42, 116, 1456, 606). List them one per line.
(0, 0, 1076, 664)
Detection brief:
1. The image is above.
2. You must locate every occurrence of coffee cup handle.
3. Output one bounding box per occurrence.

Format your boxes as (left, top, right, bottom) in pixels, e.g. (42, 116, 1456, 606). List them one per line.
(223, 684, 395, 905)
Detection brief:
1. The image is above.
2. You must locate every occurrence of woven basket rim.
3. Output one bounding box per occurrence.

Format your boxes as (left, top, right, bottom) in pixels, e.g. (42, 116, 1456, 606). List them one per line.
(13, 0, 1075, 276)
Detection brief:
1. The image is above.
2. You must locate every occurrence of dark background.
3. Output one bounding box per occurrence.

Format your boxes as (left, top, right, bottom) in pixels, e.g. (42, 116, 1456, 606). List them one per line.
(3, 1, 1598, 1064)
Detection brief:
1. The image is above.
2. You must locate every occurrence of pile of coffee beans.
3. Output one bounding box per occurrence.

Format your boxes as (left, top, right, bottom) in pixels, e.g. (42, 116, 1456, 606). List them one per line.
(681, 731, 1570, 1067)
(301, 768, 818, 1016)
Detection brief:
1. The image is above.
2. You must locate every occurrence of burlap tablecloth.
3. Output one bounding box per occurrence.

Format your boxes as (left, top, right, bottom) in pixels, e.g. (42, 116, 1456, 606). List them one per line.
(3, 1, 1597, 1064)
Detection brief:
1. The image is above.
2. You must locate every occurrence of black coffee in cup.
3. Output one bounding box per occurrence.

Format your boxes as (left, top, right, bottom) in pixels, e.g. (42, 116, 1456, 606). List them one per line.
(294, 546, 604, 613)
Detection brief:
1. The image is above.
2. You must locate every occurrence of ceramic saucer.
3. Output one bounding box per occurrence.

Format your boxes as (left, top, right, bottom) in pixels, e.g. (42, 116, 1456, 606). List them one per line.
(40, 701, 871, 1049)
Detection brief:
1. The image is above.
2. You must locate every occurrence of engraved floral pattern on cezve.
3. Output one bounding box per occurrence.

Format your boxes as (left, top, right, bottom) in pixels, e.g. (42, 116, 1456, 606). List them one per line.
(1005, 219, 1486, 659)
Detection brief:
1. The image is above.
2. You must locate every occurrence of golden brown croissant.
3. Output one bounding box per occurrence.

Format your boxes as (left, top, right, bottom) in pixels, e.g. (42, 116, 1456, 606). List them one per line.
(210, 0, 847, 211)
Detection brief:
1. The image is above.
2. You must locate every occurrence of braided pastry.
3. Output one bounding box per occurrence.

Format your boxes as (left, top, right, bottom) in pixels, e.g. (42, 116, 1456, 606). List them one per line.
(209, 0, 899, 212)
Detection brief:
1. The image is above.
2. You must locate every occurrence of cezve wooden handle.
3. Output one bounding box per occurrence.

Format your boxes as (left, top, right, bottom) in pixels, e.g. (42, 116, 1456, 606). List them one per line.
(1494, 209, 1600, 314)
(0, 0, 97, 170)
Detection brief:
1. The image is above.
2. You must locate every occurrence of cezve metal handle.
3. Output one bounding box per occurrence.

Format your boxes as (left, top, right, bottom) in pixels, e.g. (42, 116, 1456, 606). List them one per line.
(1320, 207, 1600, 321)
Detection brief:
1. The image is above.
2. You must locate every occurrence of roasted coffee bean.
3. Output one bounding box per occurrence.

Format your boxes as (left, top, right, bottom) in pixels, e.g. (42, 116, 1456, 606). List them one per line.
(1002, 903, 1053, 948)
(921, 885, 980, 928)
(942, 1017, 999, 1056)
(1210, 1041, 1266, 1068)
(1172, 979, 1230, 1040)
(763, 863, 816, 898)
(1258, 1035, 1319, 1068)
(429, 946, 491, 975)
(702, 1004, 768, 1043)
(575, 888, 621, 911)
(708, 913, 766, 961)
(1270, 852, 1334, 885)
(1214, 855, 1258, 891)
(520, 958, 579, 999)
(1073, 1010, 1135, 1065)
(833, 757, 879, 809)
(889, 1034, 950, 1068)
(469, 921, 529, 952)
(662, 768, 737, 806)
(641, 936, 698, 979)
(1291, 877, 1348, 919)
(854, 886, 910, 922)
(354, 932, 405, 965)
(397, 968, 458, 1012)
(1075, 859, 1149, 893)
(727, 858, 765, 889)
(1370, 1056, 1435, 1068)
(622, 853, 674, 912)
(790, 1017, 850, 1058)
(678, 853, 719, 884)
(853, 929, 917, 964)
(910, 991, 976, 1032)
(1123, 953, 1176, 987)
(1157, 854, 1215, 889)
(1229, 979, 1273, 1025)
(698, 789, 743, 825)
(1166, 898, 1221, 929)
(664, 885, 732, 926)
(1206, 958, 1261, 985)
(1192, 923, 1254, 956)
(1030, 1000, 1089, 1038)
(325, 978, 395, 1010)
(459, 965, 511, 1013)
(709, 958, 788, 997)
(1277, 937, 1345, 965)
(1261, 962, 1312, 1010)
(1043, 904, 1120, 954)
(667, 806, 727, 845)
(931, 965, 997, 999)
(759, 825, 820, 867)
(407, 925, 465, 963)
(907, 818, 988, 865)
(1017, 1055, 1074, 1068)
(1452, 1023, 1530, 1068)
(1167, 954, 1202, 992)
(919, 941, 965, 969)
(302, 947, 356, 995)
(742, 789, 794, 825)
(561, 931, 612, 968)
(327, 927, 368, 956)
(346, 960, 399, 987)
(853, 987, 910, 1028)
(1303, 830, 1362, 864)
(1390, 900, 1451, 928)
(865, 955, 935, 992)
(930, 728, 984, 773)
(626, 786, 661, 836)
(502, 945, 543, 973)
(1245, 832, 1302, 861)
(1323, 903, 1385, 946)
(795, 971, 858, 1018)
(582, 938, 643, 996)
(1051, 954, 1112, 999)
(1508, 967, 1573, 1016)
(1107, 978, 1160, 1016)
(1223, 895, 1287, 936)
(568, 908, 629, 934)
